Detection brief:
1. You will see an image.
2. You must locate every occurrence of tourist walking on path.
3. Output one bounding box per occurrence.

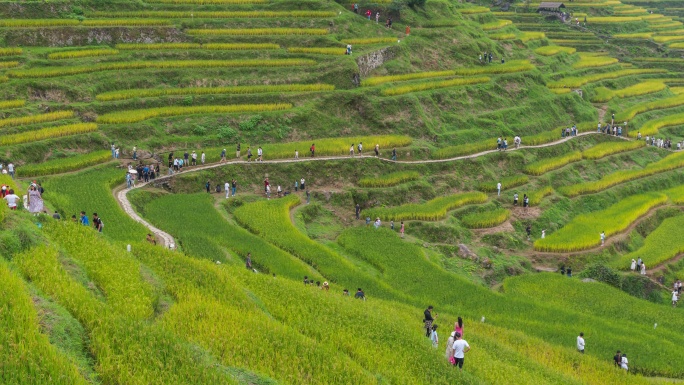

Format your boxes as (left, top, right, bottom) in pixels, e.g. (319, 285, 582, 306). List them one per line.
(637, 257, 643, 271)
(220, 149, 226, 163)
(497, 182, 501, 196)
(641, 263, 647, 275)
(355, 204, 360, 220)
(355, 288, 365, 300)
(375, 144, 379, 157)
(400, 221, 405, 238)
(7, 162, 14, 179)
(192, 151, 197, 166)
(310, 143, 315, 157)
(454, 316, 464, 337)
(424, 306, 436, 337)
(93, 213, 103, 233)
(392, 148, 397, 161)
(630, 259, 636, 272)
(206, 181, 211, 193)
(445, 332, 456, 361)
(430, 325, 439, 348)
(350, 144, 355, 157)
(295, 149, 299, 159)
(306, 190, 311, 204)
(300, 178, 305, 190)
(231, 179, 237, 197)
(3, 189, 19, 210)
(672, 290, 679, 307)
(600, 231, 606, 246)
(577, 332, 585, 354)
(225, 181, 230, 198)
(451, 332, 470, 371)
(614, 350, 622, 367)
(621, 354, 629, 371)
(246, 253, 252, 270)
(201, 152, 206, 165)
(236, 143, 241, 158)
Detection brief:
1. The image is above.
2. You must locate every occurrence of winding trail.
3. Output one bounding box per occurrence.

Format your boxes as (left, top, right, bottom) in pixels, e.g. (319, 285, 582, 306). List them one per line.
(114, 131, 628, 248)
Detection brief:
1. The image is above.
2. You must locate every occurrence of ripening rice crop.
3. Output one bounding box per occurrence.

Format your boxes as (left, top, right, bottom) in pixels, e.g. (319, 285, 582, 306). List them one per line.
(634, 112, 684, 137)
(460, 6, 490, 14)
(528, 186, 554, 206)
(488, 33, 516, 40)
(0, 262, 90, 385)
(573, 53, 618, 69)
(534, 192, 667, 252)
(535, 45, 577, 56)
(381, 76, 490, 96)
(479, 175, 529, 192)
(341, 38, 396, 45)
(8, 59, 316, 78)
(48, 48, 119, 60)
(519, 32, 546, 42)
(358, 171, 420, 187)
(581, 140, 645, 159)
(97, 103, 292, 124)
(461, 208, 510, 228)
(617, 94, 684, 121)
(670, 42, 684, 48)
(187, 28, 328, 36)
(548, 39, 602, 45)
(0, 123, 97, 146)
(550, 88, 572, 94)
(0, 61, 19, 69)
(18, 151, 112, 177)
(116, 43, 279, 50)
(453, 60, 535, 75)
(632, 57, 684, 62)
(590, 81, 666, 102)
(362, 70, 456, 86)
(652, 35, 684, 42)
(365, 192, 487, 221)
(481, 19, 513, 31)
(0, 110, 74, 129)
(547, 68, 665, 88)
(559, 151, 684, 197)
(523, 151, 582, 175)
(650, 22, 683, 29)
(287, 47, 346, 55)
(587, 16, 644, 23)
(672, 87, 684, 95)
(0, 100, 25, 109)
(0, 48, 22, 56)
(615, 215, 684, 269)
(0, 19, 170, 27)
(90, 11, 336, 18)
(96, 83, 333, 101)
(613, 32, 652, 39)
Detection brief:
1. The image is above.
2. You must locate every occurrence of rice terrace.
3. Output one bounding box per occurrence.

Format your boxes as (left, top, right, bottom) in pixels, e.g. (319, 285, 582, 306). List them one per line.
(3, 0, 684, 382)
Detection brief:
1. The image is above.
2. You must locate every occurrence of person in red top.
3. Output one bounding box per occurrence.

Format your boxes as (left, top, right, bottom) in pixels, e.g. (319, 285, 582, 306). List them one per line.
(310, 143, 315, 157)
(366, 9, 371, 20)
(264, 177, 270, 194)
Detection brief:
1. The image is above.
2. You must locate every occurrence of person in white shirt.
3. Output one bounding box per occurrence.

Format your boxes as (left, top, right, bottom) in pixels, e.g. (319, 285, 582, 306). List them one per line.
(630, 259, 636, 272)
(225, 182, 230, 199)
(451, 332, 470, 370)
(673, 290, 679, 307)
(496, 182, 501, 196)
(430, 325, 438, 348)
(295, 150, 299, 159)
(3, 189, 20, 210)
(621, 354, 628, 371)
(600, 231, 605, 246)
(201, 152, 206, 165)
(641, 263, 646, 275)
(7, 162, 14, 179)
(577, 332, 585, 354)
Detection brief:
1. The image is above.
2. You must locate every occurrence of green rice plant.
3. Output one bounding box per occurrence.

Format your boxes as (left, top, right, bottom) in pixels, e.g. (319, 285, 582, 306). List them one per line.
(671, 86, 684, 95)
(14, 245, 238, 385)
(614, 215, 684, 269)
(341, 38, 396, 44)
(287, 47, 346, 55)
(581, 140, 645, 159)
(558, 151, 684, 197)
(548, 39, 602, 45)
(488, 33, 517, 40)
(0, 123, 97, 146)
(365, 192, 487, 221)
(615, 8, 648, 14)
(19, 151, 112, 177)
(187, 28, 328, 36)
(587, 16, 644, 23)
(528, 186, 554, 206)
(519, 32, 546, 42)
(653, 35, 684, 42)
(573, 53, 618, 69)
(358, 171, 420, 187)
(146, 0, 266, 3)
(616, 94, 684, 121)
(97, 83, 333, 101)
(534, 45, 577, 56)
(0, 99, 25, 109)
(479, 175, 529, 192)
(647, 17, 675, 24)
(0, 47, 21, 56)
(534, 192, 667, 252)
(671, 42, 684, 48)
(452, 60, 535, 75)
(460, 6, 490, 14)
(0, 19, 170, 27)
(590, 81, 666, 102)
(90, 11, 336, 18)
(0, 61, 19, 69)
(632, 57, 684, 62)
(547, 68, 665, 88)
(8, 59, 316, 78)
(523, 151, 582, 175)
(634, 112, 684, 137)
(0, 261, 89, 385)
(657, 28, 684, 35)
(0, 110, 73, 129)
(97, 103, 292, 124)
(461, 208, 510, 228)
(381, 76, 490, 96)
(665, 184, 684, 204)
(613, 32, 652, 38)
(481, 19, 513, 31)
(48, 48, 119, 60)
(115, 42, 279, 50)
(650, 22, 683, 29)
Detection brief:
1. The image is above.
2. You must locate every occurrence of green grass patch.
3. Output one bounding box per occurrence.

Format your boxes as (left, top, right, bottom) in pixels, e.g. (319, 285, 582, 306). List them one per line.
(528, 186, 554, 206)
(634, 112, 684, 137)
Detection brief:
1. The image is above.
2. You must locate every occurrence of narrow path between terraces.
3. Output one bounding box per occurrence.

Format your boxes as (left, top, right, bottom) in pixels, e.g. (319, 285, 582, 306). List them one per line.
(114, 131, 632, 248)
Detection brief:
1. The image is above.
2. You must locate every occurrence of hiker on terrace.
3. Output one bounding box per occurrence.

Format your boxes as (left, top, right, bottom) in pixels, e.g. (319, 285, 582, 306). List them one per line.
(614, 350, 622, 367)
(236, 143, 241, 158)
(220, 149, 227, 163)
(358, 142, 363, 154)
(600, 231, 606, 246)
(355, 288, 365, 300)
(630, 259, 636, 272)
(225, 181, 230, 199)
(300, 178, 305, 190)
(246, 252, 252, 270)
(366, 9, 371, 20)
(80, 211, 90, 226)
(497, 182, 502, 196)
(400, 221, 405, 238)
(231, 179, 237, 197)
(513, 193, 519, 206)
(93, 213, 103, 233)
(7, 162, 14, 179)
(146, 233, 157, 245)
(184, 151, 189, 166)
(673, 290, 679, 307)
(206, 181, 211, 193)
(192, 151, 197, 165)
(3, 189, 19, 210)
(526, 224, 531, 240)
(446, 332, 456, 361)
(637, 257, 643, 271)
(350, 144, 355, 157)
(451, 332, 470, 371)
(621, 353, 629, 371)
(28, 185, 43, 214)
(577, 332, 585, 354)
(597, 122, 601, 133)
(374, 217, 381, 229)
(201, 151, 206, 165)
(454, 316, 464, 337)
(247, 147, 253, 162)
(424, 306, 436, 337)
(375, 144, 379, 157)
(295, 149, 299, 159)
(310, 143, 315, 157)
(641, 263, 647, 275)
(392, 148, 397, 161)
(355, 203, 360, 220)
(430, 325, 439, 348)
(257, 147, 263, 162)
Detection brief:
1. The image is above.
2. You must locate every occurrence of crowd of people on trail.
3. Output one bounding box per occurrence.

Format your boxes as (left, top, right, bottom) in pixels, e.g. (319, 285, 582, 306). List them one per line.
(479, 51, 503, 65)
(0, 162, 15, 179)
(422, 306, 472, 370)
(2, 181, 44, 214)
(303, 275, 364, 299)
